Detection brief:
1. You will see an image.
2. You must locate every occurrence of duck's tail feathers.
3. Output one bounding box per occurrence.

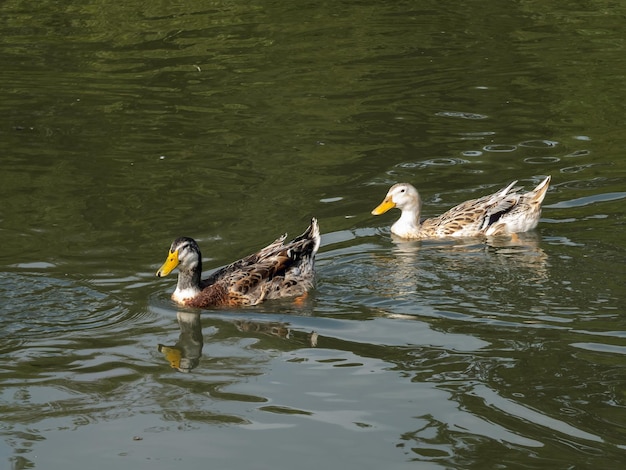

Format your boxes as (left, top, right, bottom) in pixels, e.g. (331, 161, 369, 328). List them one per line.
(291, 217, 321, 256)
(530, 175, 551, 204)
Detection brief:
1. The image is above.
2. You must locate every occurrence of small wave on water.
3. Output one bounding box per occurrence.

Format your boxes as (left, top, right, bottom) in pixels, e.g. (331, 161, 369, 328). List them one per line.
(546, 191, 626, 209)
(435, 111, 489, 120)
(394, 157, 470, 170)
(0, 272, 130, 344)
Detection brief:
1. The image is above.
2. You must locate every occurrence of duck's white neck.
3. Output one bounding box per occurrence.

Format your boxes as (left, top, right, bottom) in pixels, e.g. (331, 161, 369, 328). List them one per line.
(391, 201, 422, 238)
(171, 264, 202, 303)
(172, 285, 202, 303)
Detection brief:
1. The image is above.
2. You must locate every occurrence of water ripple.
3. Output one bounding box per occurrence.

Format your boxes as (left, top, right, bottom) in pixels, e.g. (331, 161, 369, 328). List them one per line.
(546, 192, 626, 209)
(483, 144, 517, 152)
(519, 139, 559, 148)
(395, 158, 470, 170)
(436, 111, 488, 120)
(0, 272, 128, 342)
(524, 156, 561, 164)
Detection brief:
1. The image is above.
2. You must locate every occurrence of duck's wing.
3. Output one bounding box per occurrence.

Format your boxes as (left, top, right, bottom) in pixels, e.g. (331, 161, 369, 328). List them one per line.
(420, 181, 520, 237)
(201, 218, 321, 306)
(220, 250, 295, 305)
(485, 176, 551, 235)
(201, 234, 288, 287)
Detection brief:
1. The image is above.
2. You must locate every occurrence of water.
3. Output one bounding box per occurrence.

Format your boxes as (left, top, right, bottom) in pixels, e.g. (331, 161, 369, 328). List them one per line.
(1, 1, 626, 468)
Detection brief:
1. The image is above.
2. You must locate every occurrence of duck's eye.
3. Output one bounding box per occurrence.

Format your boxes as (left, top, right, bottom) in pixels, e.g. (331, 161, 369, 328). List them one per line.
(400, 188, 405, 193)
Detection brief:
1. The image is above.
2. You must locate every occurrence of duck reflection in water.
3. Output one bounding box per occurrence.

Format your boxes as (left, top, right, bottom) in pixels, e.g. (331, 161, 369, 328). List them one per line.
(234, 319, 290, 339)
(158, 312, 203, 373)
(393, 231, 549, 280)
(159, 314, 319, 372)
(370, 231, 550, 306)
(233, 319, 319, 347)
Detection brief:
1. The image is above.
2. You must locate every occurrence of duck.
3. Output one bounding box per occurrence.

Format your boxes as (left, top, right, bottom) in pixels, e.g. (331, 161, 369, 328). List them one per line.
(371, 176, 551, 239)
(156, 218, 321, 308)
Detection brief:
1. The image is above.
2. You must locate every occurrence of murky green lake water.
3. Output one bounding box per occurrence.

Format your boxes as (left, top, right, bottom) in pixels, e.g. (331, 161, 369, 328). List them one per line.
(1, 1, 625, 468)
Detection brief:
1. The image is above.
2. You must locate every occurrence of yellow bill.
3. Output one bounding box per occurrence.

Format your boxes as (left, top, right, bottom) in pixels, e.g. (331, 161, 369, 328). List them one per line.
(156, 249, 180, 277)
(371, 198, 396, 215)
(158, 344, 182, 369)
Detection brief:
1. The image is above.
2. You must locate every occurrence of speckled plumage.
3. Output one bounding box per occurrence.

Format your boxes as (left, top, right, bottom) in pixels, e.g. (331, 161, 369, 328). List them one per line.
(371, 176, 551, 239)
(156, 218, 320, 308)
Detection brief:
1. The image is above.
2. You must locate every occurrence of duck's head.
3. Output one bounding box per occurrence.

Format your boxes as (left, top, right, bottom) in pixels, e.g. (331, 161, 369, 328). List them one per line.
(371, 183, 421, 215)
(156, 237, 201, 277)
